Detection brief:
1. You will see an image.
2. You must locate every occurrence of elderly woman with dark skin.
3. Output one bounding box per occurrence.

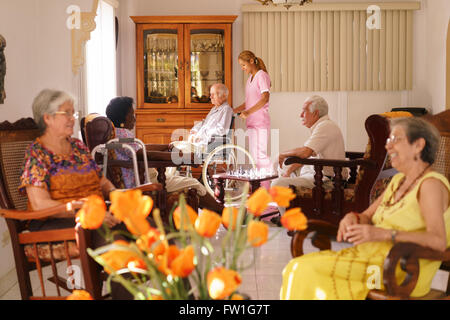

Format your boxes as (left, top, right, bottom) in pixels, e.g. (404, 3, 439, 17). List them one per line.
(280, 117, 450, 300)
(19, 89, 122, 231)
(106, 96, 223, 213)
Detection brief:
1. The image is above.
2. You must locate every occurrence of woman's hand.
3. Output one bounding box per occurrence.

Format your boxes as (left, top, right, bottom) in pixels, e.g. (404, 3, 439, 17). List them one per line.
(239, 110, 250, 119)
(343, 224, 389, 245)
(337, 212, 359, 242)
(104, 211, 121, 228)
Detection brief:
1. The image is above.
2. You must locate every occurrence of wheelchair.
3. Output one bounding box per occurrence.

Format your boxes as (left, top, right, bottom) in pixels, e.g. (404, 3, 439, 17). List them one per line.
(171, 117, 256, 203)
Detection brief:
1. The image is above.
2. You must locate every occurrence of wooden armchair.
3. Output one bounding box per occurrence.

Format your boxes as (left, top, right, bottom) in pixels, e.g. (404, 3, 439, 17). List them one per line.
(0, 118, 105, 299)
(289, 110, 450, 299)
(81, 114, 199, 220)
(285, 114, 392, 226)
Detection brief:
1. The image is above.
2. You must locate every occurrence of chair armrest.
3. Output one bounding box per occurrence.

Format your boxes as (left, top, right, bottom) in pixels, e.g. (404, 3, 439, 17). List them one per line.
(144, 144, 170, 151)
(290, 219, 338, 258)
(383, 242, 450, 298)
(128, 182, 163, 193)
(285, 156, 376, 169)
(0, 200, 84, 221)
(142, 150, 196, 164)
(346, 151, 365, 159)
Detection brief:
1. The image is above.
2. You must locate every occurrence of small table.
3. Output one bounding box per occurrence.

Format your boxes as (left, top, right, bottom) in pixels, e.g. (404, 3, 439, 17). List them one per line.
(212, 173, 279, 205)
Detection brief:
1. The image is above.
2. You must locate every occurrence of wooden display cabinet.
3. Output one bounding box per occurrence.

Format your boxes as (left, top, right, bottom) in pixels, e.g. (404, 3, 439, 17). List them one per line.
(131, 16, 237, 144)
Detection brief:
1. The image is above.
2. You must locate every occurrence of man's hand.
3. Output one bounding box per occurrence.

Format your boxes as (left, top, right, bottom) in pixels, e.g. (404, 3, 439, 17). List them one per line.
(278, 154, 287, 168)
(281, 164, 302, 177)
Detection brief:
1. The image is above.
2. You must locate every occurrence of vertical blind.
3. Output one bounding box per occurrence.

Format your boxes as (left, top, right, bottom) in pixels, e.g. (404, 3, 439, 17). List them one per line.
(242, 2, 420, 92)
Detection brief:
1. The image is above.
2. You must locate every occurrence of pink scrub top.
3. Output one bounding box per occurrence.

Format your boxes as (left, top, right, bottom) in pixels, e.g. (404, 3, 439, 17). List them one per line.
(245, 70, 271, 128)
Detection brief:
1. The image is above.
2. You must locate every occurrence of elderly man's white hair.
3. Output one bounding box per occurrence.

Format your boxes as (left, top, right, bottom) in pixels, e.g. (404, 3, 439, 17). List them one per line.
(305, 95, 328, 118)
(212, 83, 229, 98)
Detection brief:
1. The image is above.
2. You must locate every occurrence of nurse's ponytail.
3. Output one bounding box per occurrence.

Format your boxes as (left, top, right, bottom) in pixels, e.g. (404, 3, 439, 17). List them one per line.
(238, 50, 268, 74)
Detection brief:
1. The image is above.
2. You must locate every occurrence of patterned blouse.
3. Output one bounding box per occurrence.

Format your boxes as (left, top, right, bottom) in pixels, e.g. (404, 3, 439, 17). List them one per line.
(19, 137, 103, 208)
(114, 128, 140, 189)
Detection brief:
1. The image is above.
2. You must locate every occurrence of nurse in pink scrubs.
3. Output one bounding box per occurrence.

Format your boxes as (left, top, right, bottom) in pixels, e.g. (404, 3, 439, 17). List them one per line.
(234, 50, 272, 188)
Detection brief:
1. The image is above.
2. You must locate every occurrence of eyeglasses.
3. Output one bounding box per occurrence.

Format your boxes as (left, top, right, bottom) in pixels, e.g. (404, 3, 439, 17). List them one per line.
(54, 111, 79, 119)
(386, 135, 405, 145)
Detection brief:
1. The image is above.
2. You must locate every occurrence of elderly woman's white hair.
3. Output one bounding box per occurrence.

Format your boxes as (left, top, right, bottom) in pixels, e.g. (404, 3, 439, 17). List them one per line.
(32, 89, 75, 133)
(305, 95, 328, 118)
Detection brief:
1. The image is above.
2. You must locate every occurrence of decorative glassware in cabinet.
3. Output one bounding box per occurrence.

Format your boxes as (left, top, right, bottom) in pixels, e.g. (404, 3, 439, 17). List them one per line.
(189, 30, 225, 104)
(144, 30, 179, 104)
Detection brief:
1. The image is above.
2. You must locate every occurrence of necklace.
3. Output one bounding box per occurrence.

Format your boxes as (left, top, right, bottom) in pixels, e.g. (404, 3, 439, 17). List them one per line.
(382, 164, 431, 208)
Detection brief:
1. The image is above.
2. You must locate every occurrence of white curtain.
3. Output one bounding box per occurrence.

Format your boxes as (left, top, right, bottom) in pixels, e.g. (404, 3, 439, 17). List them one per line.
(86, 0, 117, 116)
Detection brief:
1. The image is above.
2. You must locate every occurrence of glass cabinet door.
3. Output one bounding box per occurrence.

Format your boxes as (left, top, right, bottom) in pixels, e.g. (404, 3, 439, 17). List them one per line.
(184, 24, 231, 108)
(138, 24, 184, 108)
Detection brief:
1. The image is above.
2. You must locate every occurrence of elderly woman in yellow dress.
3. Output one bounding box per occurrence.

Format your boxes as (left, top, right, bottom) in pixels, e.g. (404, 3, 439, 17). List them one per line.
(280, 117, 450, 300)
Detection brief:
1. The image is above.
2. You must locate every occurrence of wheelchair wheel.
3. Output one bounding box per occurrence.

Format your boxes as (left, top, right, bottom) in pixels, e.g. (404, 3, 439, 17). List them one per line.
(202, 144, 256, 203)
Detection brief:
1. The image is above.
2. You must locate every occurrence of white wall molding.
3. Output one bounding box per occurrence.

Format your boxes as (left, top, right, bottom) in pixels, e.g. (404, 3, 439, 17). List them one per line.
(242, 2, 421, 12)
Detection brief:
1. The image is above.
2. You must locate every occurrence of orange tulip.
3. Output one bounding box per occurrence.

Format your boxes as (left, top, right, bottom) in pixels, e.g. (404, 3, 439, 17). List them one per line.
(222, 207, 239, 230)
(246, 187, 272, 216)
(76, 195, 106, 229)
(247, 220, 269, 247)
(173, 204, 198, 230)
(154, 244, 180, 275)
(269, 186, 296, 208)
(148, 295, 164, 300)
(207, 267, 242, 300)
(230, 293, 244, 300)
(109, 190, 153, 236)
(66, 290, 93, 300)
(170, 245, 196, 278)
(195, 209, 221, 237)
(127, 258, 147, 272)
(281, 207, 308, 231)
(99, 240, 141, 274)
(136, 227, 165, 255)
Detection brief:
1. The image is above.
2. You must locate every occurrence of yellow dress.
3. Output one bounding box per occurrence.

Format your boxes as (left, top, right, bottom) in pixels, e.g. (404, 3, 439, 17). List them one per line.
(280, 171, 450, 300)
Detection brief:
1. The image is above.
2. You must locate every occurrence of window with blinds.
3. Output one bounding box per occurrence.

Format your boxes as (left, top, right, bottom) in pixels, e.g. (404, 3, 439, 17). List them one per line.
(242, 2, 420, 92)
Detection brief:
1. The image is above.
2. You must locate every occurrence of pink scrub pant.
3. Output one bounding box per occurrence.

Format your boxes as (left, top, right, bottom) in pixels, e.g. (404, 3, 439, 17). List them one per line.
(248, 127, 272, 189)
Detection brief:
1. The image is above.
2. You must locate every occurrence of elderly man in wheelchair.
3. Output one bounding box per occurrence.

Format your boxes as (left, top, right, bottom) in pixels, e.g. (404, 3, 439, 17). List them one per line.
(169, 83, 233, 157)
(167, 83, 257, 202)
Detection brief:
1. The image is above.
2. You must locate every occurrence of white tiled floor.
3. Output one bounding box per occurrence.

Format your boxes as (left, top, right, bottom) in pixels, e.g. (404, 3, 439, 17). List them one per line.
(1, 219, 448, 300)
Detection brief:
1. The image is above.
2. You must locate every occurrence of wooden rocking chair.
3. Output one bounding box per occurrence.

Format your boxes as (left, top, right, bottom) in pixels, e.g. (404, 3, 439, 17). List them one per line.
(0, 118, 105, 299)
(285, 114, 392, 227)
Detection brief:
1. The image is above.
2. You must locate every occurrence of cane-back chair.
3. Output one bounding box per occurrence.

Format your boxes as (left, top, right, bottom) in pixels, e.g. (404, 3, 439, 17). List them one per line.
(0, 118, 106, 299)
(289, 110, 450, 300)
